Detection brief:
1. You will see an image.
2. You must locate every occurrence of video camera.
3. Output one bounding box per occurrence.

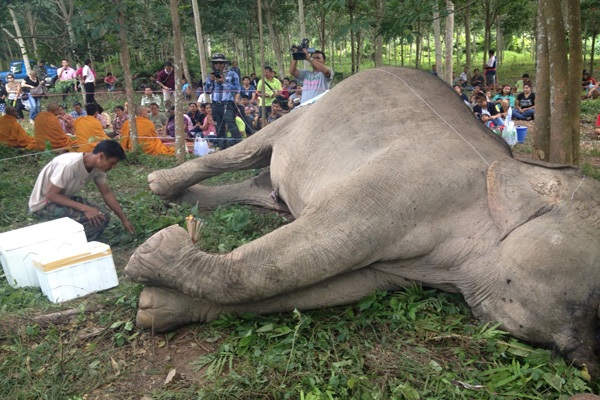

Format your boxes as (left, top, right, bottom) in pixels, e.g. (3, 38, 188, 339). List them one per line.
(290, 39, 315, 61)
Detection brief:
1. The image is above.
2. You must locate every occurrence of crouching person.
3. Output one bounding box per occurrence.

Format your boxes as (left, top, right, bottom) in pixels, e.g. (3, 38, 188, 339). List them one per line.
(28, 139, 135, 240)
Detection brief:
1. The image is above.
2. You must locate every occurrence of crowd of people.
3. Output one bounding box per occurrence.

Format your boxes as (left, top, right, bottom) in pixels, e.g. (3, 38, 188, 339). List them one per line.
(448, 52, 537, 132)
(0, 46, 334, 156)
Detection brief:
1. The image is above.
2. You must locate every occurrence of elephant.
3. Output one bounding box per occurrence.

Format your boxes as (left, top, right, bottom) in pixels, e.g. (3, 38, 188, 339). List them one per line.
(125, 67, 600, 375)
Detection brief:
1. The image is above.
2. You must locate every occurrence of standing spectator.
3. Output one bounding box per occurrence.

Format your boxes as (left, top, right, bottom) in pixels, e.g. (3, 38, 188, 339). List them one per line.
(104, 72, 117, 92)
(289, 48, 333, 103)
(21, 70, 42, 122)
(256, 66, 282, 117)
(56, 59, 77, 107)
(182, 78, 192, 100)
(250, 72, 259, 88)
(0, 81, 7, 115)
(156, 61, 175, 110)
(512, 83, 536, 121)
(230, 60, 241, 80)
(483, 50, 497, 92)
(206, 53, 241, 149)
(34, 60, 48, 83)
(82, 59, 96, 104)
(5, 74, 23, 119)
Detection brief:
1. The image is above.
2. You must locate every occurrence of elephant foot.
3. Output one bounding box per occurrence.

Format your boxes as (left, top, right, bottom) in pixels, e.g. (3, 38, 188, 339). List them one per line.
(137, 286, 224, 332)
(149, 168, 180, 198)
(137, 286, 197, 331)
(125, 224, 193, 286)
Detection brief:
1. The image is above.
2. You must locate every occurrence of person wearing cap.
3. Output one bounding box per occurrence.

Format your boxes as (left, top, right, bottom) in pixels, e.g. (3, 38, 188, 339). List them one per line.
(205, 53, 242, 149)
(34, 60, 48, 82)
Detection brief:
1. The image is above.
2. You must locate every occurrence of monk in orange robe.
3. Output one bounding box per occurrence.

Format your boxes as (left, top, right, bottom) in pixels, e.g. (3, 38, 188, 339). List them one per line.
(34, 103, 77, 151)
(120, 106, 175, 156)
(0, 106, 36, 150)
(73, 103, 111, 152)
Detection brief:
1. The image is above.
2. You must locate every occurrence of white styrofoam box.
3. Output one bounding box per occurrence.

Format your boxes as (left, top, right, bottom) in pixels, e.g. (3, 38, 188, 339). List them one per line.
(0, 218, 87, 288)
(32, 241, 118, 303)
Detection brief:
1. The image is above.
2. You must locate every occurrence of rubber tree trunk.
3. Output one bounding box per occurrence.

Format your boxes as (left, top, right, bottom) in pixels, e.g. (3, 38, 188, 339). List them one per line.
(373, 0, 384, 68)
(118, 0, 138, 149)
(7, 8, 31, 75)
(191, 0, 208, 81)
(444, 0, 455, 85)
(170, 0, 186, 164)
(433, 8, 443, 77)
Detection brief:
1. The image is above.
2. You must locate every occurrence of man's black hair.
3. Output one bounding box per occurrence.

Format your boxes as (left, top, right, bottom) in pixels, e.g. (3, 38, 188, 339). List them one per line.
(313, 50, 326, 61)
(73, 102, 82, 107)
(242, 76, 250, 81)
(264, 66, 274, 72)
(84, 58, 92, 65)
(85, 103, 99, 115)
(240, 94, 249, 99)
(164, 61, 173, 67)
(114, 105, 124, 112)
(93, 140, 126, 161)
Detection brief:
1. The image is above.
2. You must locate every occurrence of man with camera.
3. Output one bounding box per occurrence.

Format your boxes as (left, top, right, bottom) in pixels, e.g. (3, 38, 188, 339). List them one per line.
(289, 41, 333, 104)
(205, 53, 242, 149)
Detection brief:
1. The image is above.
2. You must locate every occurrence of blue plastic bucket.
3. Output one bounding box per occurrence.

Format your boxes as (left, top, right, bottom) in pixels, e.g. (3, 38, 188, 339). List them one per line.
(516, 126, 528, 143)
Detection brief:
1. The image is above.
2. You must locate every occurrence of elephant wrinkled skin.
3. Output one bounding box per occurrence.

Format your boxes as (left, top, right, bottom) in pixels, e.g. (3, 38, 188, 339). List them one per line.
(125, 67, 600, 375)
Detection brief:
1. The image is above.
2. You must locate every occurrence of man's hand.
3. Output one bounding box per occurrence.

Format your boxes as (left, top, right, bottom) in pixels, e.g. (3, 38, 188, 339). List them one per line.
(121, 218, 136, 235)
(83, 206, 107, 226)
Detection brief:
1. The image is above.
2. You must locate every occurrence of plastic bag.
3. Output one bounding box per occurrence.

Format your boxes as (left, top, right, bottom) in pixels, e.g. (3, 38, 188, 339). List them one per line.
(193, 136, 209, 156)
(501, 121, 517, 146)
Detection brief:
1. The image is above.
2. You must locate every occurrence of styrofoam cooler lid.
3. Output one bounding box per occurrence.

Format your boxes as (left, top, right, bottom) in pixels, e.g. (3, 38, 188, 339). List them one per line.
(32, 241, 112, 272)
(0, 218, 85, 251)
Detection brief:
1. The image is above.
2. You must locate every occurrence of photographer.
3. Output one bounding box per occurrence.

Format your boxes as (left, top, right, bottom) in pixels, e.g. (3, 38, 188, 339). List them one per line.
(289, 42, 333, 104)
(205, 53, 242, 149)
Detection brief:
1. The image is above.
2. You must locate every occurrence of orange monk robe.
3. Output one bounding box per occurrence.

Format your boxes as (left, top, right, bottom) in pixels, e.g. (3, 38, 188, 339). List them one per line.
(34, 111, 77, 151)
(73, 115, 111, 152)
(120, 116, 175, 156)
(0, 115, 36, 150)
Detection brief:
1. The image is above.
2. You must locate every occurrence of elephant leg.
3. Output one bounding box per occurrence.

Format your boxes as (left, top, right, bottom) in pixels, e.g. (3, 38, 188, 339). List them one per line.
(177, 169, 291, 213)
(136, 267, 407, 332)
(125, 204, 390, 305)
(149, 132, 275, 200)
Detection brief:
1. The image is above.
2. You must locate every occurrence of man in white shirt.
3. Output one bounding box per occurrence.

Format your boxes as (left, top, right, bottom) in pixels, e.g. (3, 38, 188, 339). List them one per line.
(82, 58, 96, 104)
(29, 140, 135, 240)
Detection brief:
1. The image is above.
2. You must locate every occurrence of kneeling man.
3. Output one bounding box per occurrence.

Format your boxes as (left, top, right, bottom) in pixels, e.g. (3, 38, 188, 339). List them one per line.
(29, 139, 135, 240)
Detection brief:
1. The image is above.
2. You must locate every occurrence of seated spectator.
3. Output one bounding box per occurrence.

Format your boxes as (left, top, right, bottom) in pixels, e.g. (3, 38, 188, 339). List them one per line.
(469, 85, 484, 107)
(514, 74, 532, 94)
(73, 103, 111, 152)
(288, 86, 302, 110)
(141, 87, 162, 108)
(492, 84, 515, 117)
(512, 83, 536, 121)
(0, 106, 36, 149)
(472, 93, 505, 129)
(34, 103, 77, 151)
(111, 105, 128, 138)
(104, 72, 117, 92)
(280, 77, 291, 100)
(187, 102, 204, 136)
(471, 68, 485, 89)
(430, 64, 438, 76)
(266, 100, 283, 125)
(147, 102, 168, 135)
(70, 102, 87, 119)
(56, 106, 74, 134)
(240, 76, 256, 103)
(453, 85, 470, 107)
(595, 114, 600, 136)
(96, 104, 112, 130)
(119, 105, 175, 155)
(165, 105, 193, 138)
(459, 66, 469, 85)
(199, 103, 216, 141)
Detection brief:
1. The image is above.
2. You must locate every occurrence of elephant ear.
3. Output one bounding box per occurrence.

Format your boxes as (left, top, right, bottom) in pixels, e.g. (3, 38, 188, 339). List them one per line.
(486, 159, 573, 239)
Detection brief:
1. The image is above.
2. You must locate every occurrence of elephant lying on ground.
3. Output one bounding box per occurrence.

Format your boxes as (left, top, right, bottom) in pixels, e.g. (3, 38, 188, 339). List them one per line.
(125, 67, 600, 375)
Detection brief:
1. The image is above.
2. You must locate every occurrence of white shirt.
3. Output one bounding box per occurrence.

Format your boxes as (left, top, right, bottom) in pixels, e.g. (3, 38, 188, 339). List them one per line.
(82, 65, 95, 83)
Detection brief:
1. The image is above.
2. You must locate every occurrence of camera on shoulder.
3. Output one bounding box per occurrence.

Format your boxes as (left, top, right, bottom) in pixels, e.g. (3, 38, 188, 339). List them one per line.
(290, 38, 315, 61)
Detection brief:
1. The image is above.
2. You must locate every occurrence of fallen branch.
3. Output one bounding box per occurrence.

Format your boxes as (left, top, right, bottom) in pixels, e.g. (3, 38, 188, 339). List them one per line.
(32, 304, 105, 326)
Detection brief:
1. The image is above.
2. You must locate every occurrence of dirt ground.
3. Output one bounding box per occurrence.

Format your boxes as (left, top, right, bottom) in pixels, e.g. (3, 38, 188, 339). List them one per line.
(80, 119, 600, 399)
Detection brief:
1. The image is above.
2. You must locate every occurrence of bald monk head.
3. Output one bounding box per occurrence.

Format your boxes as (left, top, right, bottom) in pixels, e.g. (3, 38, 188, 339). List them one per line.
(46, 103, 60, 115)
(5, 106, 18, 118)
(135, 105, 149, 118)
